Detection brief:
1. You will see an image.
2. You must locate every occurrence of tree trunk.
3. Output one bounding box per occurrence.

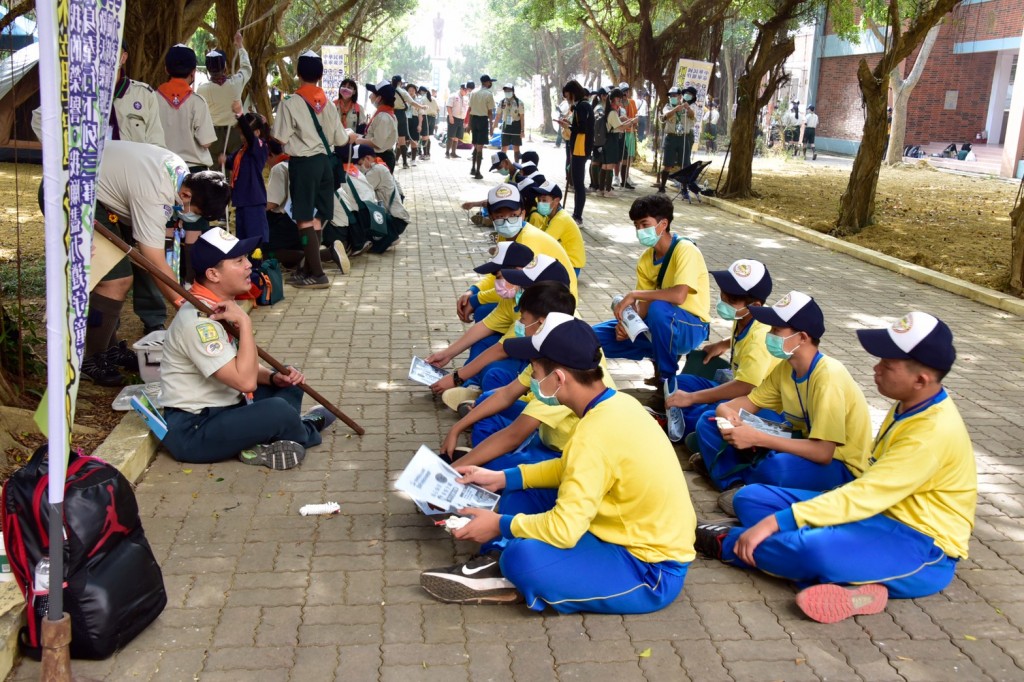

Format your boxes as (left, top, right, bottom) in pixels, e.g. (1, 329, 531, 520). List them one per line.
(834, 61, 890, 235)
(884, 24, 942, 166)
(1010, 182, 1024, 296)
(540, 76, 554, 136)
(720, 71, 758, 197)
(721, 46, 734, 135)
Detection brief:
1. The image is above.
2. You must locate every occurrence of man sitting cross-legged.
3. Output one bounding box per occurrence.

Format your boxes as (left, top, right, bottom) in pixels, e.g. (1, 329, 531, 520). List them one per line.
(420, 314, 696, 614)
(160, 229, 335, 469)
(695, 312, 976, 624)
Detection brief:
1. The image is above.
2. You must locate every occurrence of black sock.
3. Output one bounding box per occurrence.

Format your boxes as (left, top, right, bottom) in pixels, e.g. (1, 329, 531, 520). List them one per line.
(300, 227, 324, 277)
(85, 292, 125, 358)
(399, 145, 408, 165)
(181, 242, 195, 283)
(604, 169, 614, 191)
(659, 171, 668, 191)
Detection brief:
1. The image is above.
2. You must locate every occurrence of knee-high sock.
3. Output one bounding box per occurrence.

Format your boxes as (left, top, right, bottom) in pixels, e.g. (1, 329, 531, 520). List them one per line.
(399, 145, 408, 165)
(659, 170, 669, 192)
(84, 292, 125, 358)
(300, 226, 324, 277)
(589, 162, 600, 188)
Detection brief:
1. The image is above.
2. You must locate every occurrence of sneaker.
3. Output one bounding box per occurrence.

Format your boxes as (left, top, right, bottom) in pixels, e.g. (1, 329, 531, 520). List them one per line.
(688, 452, 708, 478)
(330, 241, 350, 274)
(302, 406, 337, 433)
(411, 159, 418, 166)
(104, 340, 139, 372)
(352, 241, 373, 257)
(473, 172, 484, 180)
(239, 440, 306, 470)
(441, 386, 482, 412)
(684, 432, 701, 456)
(288, 273, 330, 289)
(694, 520, 737, 560)
(445, 152, 451, 159)
(81, 352, 125, 387)
(572, 216, 584, 227)
(456, 400, 474, 418)
(795, 584, 889, 624)
(812, 152, 818, 161)
(420, 552, 523, 605)
(643, 405, 667, 430)
(717, 485, 743, 516)
(624, 181, 637, 190)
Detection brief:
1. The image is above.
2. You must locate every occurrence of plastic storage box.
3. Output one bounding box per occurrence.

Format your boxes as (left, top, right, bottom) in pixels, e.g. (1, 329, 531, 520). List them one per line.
(132, 330, 166, 384)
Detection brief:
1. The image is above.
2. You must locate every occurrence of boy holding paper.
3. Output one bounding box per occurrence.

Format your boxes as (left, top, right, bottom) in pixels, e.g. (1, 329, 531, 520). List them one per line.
(420, 315, 696, 614)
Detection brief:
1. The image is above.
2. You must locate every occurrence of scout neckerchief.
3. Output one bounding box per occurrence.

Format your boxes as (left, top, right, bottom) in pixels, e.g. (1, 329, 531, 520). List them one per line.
(210, 72, 229, 86)
(336, 99, 361, 128)
(296, 84, 328, 113)
(110, 74, 130, 140)
(871, 388, 948, 455)
(367, 104, 395, 136)
(157, 78, 193, 110)
(791, 351, 824, 434)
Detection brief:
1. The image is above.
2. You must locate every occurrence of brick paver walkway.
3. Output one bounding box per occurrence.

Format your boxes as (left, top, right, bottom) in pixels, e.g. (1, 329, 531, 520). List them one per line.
(11, 146, 1024, 681)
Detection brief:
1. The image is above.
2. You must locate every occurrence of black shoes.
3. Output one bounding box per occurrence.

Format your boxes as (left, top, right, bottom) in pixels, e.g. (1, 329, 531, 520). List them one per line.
(694, 520, 738, 560)
(81, 352, 125, 387)
(104, 340, 139, 372)
(302, 406, 337, 433)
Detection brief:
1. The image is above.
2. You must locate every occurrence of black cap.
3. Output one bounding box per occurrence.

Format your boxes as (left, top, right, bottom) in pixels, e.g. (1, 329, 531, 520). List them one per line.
(473, 242, 535, 274)
(503, 313, 602, 370)
(365, 81, 395, 100)
(165, 44, 197, 75)
(520, 151, 539, 165)
(205, 49, 226, 74)
(191, 228, 261, 277)
(748, 291, 826, 338)
(297, 50, 323, 82)
(466, 81, 476, 89)
(391, 74, 403, 84)
(856, 312, 956, 372)
(480, 74, 493, 83)
(501, 254, 570, 289)
(710, 259, 773, 302)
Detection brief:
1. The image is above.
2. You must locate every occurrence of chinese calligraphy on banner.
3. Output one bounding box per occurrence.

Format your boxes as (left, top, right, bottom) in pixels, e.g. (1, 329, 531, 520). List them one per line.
(673, 58, 714, 143)
(321, 45, 347, 97)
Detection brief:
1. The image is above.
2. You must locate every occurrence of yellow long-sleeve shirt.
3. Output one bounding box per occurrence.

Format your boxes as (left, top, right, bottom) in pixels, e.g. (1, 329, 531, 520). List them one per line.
(500, 391, 696, 565)
(528, 209, 586, 269)
(778, 391, 976, 559)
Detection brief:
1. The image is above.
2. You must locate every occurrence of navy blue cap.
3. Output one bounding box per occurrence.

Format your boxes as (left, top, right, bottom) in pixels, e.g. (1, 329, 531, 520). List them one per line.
(352, 144, 376, 161)
(856, 312, 956, 372)
(474, 242, 534, 274)
(533, 180, 563, 199)
(165, 44, 197, 74)
(500, 254, 570, 289)
(503, 313, 602, 370)
(748, 291, 825, 338)
(520, 151, 539, 165)
(489, 151, 509, 171)
(191, 228, 261, 277)
(710, 259, 772, 302)
(205, 49, 226, 73)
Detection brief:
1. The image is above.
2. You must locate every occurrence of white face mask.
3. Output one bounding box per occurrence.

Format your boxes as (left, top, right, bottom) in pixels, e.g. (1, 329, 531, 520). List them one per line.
(504, 91, 514, 100)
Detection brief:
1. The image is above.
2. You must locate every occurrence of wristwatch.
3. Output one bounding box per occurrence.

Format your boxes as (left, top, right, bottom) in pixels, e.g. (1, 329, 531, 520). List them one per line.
(453, 369, 464, 387)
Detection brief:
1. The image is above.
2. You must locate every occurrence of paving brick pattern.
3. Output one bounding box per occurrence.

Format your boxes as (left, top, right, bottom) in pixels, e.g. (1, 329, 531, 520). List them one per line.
(10, 147, 1024, 681)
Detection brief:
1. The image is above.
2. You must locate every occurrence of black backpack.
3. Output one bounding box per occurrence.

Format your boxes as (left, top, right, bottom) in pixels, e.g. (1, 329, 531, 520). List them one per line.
(592, 106, 608, 149)
(2, 445, 166, 660)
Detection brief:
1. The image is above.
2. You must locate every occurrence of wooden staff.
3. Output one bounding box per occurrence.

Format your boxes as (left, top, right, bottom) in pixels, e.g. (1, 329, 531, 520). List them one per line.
(93, 221, 365, 436)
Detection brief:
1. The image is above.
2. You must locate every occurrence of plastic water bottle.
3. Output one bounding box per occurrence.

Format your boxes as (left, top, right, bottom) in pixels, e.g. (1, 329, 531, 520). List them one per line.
(33, 557, 50, 620)
(612, 295, 651, 342)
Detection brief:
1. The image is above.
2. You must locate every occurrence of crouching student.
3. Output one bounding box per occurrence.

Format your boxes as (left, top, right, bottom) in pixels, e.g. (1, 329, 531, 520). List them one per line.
(696, 312, 976, 624)
(528, 181, 585, 276)
(592, 194, 710, 392)
(160, 229, 335, 468)
(352, 144, 409, 234)
(438, 281, 584, 466)
(420, 314, 697, 614)
(695, 292, 872, 497)
(666, 259, 779, 439)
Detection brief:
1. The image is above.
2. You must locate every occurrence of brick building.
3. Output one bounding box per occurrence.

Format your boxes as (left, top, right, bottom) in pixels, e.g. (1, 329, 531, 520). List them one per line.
(792, 0, 1024, 178)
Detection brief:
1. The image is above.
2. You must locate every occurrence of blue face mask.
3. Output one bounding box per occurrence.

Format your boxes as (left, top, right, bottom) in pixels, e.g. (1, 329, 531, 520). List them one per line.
(530, 372, 561, 406)
(494, 217, 524, 238)
(515, 289, 523, 306)
(637, 225, 661, 248)
(177, 210, 202, 223)
(536, 201, 552, 217)
(499, 168, 510, 176)
(514, 318, 539, 338)
(766, 332, 802, 359)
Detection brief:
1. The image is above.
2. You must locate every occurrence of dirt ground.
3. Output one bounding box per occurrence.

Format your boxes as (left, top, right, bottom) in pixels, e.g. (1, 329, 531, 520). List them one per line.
(701, 156, 1020, 292)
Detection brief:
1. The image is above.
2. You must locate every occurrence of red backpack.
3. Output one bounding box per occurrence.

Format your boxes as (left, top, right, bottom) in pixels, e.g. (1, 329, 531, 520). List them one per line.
(1, 445, 166, 659)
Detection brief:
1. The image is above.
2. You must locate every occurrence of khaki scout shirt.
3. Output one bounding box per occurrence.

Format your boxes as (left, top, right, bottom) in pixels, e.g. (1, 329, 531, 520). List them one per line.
(271, 93, 347, 157)
(469, 87, 495, 117)
(113, 80, 165, 146)
(157, 89, 217, 167)
(160, 304, 242, 413)
(196, 48, 253, 126)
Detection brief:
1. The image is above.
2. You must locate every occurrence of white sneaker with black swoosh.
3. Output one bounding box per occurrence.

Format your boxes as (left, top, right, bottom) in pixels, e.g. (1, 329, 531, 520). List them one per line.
(420, 552, 523, 605)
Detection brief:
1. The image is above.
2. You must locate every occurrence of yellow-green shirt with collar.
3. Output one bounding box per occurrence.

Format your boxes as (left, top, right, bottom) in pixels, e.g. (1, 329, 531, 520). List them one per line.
(749, 354, 873, 477)
(781, 393, 976, 559)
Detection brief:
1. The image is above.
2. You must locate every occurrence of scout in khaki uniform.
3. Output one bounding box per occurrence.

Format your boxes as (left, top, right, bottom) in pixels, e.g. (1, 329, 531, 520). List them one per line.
(468, 74, 496, 179)
(81, 141, 230, 387)
(420, 314, 697, 614)
(658, 86, 696, 193)
(350, 81, 399, 172)
(156, 44, 219, 267)
(495, 83, 524, 162)
(111, 48, 165, 146)
(270, 50, 347, 288)
(160, 229, 336, 468)
(445, 84, 468, 158)
(197, 31, 252, 158)
(697, 312, 976, 624)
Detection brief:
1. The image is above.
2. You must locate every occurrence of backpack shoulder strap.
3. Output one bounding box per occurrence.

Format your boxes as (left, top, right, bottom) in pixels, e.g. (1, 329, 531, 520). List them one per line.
(656, 235, 681, 290)
(303, 101, 333, 157)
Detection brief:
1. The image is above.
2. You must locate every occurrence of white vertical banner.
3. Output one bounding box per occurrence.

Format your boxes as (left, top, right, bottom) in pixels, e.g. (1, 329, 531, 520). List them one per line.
(674, 58, 713, 143)
(320, 45, 347, 97)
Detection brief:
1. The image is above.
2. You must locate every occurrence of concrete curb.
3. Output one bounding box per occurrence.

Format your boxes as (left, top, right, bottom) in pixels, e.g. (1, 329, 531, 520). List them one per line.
(703, 195, 1024, 318)
(0, 412, 158, 678)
